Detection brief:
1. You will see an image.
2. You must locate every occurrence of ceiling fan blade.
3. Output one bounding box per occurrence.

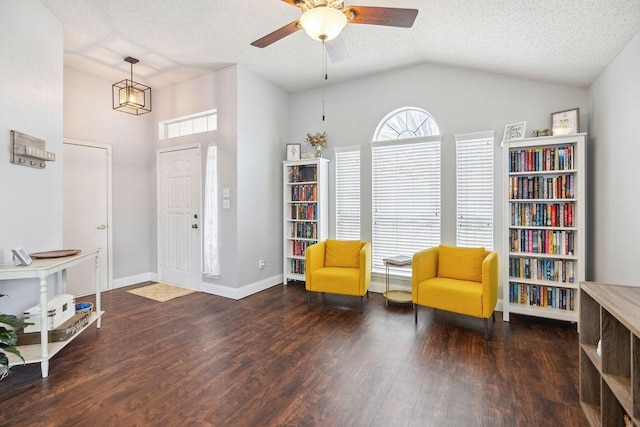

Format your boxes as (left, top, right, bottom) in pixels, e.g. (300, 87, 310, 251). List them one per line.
(326, 35, 349, 63)
(281, 0, 299, 6)
(344, 6, 418, 28)
(251, 20, 301, 48)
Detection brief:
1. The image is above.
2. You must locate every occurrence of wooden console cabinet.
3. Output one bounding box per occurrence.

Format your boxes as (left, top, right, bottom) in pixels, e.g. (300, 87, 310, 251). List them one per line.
(579, 281, 640, 426)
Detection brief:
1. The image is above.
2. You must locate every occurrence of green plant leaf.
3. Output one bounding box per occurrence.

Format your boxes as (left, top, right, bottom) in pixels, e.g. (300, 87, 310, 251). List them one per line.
(0, 328, 18, 346)
(0, 313, 32, 329)
(1, 345, 24, 362)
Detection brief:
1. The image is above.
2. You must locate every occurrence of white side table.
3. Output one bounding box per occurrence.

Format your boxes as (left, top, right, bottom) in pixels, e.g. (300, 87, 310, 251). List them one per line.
(382, 256, 413, 306)
(0, 248, 103, 378)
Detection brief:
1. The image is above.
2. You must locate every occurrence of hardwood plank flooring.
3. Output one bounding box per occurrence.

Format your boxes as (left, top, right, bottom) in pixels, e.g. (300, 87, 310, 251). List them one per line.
(0, 282, 587, 426)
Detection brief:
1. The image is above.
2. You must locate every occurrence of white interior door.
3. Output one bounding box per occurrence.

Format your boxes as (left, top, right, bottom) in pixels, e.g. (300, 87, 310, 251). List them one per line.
(158, 146, 201, 289)
(63, 141, 111, 296)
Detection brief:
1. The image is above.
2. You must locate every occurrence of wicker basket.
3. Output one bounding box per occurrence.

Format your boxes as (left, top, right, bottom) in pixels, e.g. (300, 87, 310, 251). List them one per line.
(75, 302, 94, 314)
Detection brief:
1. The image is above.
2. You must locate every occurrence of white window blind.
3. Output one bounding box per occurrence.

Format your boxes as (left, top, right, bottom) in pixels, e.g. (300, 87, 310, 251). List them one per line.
(335, 148, 361, 240)
(372, 137, 441, 274)
(455, 131, 494, 249)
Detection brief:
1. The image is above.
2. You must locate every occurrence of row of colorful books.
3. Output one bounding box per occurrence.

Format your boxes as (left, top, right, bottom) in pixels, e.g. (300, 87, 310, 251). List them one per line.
(290, 203, 317, 220)
(290, 258, 306, 274)
(510, 202, 574, 227)
(510, 229, 575, 255)
(508, 282, 575, 311)
(288, 165, 317, 183)
(290, 222, 317, 239)
(291, 240, 315, 256)
(509, 257, 575, 283)
(508, 174, 574, 200)
(508, 145, 574, 173)
(290, 184, 317, 202)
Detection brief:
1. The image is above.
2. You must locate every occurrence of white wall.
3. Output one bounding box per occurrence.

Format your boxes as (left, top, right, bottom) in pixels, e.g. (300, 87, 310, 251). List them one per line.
(155, 65, 288, 293)
(236, 65, 289, 287)
(154, 67, 241, 289)
(0, 1, 64, 313)
(588, 30, 640, 286)
(289, 63, 589, 298)
(290, 63, 589, 252)
(63, 67, 155, 279)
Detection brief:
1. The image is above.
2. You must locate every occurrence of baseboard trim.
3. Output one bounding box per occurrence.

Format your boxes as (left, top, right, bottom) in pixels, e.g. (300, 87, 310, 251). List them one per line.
(112, 272, 159, 289)
(200, 274, 282, 300)
(112, 272, 505, 312)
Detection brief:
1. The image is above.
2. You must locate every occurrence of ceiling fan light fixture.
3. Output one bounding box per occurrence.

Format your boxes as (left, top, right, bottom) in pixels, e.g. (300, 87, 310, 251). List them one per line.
(299, 6, 347, 41)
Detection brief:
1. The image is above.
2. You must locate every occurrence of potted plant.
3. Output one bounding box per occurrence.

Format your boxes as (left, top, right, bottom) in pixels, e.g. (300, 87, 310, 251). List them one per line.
(0, 294, 32, 380)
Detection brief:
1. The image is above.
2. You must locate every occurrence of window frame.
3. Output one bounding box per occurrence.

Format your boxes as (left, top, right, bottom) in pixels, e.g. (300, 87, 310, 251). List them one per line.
(159, 109, 218, 140)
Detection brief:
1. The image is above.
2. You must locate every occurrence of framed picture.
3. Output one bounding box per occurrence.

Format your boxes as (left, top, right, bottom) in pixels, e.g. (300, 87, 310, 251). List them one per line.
(11, 247, 32, 266)
(551, 108, 579, 136)
(286, 143, 300, 161)
(503, 121, 527, 141)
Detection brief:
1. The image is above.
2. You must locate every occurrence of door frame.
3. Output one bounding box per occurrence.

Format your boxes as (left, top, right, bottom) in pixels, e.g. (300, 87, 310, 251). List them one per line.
(63, 138, 113, 291)
(156, 144, 202, 289)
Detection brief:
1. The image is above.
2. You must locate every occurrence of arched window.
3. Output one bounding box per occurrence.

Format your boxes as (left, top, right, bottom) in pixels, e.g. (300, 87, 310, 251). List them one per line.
(371, 107, 441, 274)
(373, 107, 439, 141)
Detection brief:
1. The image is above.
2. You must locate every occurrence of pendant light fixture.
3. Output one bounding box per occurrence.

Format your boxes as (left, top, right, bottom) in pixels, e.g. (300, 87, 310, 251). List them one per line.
(112, 57, 152, 115)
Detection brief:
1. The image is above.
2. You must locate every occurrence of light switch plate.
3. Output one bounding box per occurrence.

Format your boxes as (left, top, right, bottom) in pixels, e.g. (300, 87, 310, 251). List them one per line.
(223, 188, 230, 198)
(223, 199, 230, 209)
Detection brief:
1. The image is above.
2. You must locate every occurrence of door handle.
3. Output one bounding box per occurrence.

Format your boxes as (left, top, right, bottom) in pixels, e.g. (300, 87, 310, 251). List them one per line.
(97, 224, 107, 230)
(191, 224, 198, 229)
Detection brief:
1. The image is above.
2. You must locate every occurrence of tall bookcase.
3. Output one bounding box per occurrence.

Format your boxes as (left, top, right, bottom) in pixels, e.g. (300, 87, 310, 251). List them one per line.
(283, 158, 329, 283)
(502, 133, 586, 323)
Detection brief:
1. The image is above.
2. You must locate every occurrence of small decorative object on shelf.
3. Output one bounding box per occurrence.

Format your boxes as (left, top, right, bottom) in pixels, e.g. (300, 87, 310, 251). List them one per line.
(531, 129, 551, 137)
(286, 143, 301, 161)
(306, 132, 327, 158)
(624, 414, 632, 427)
(551, 108, 579, 136)
(503, 121, 526, 141)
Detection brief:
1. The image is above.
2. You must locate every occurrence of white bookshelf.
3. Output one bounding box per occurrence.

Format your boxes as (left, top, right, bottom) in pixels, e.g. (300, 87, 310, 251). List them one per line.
(283, 159, 329, 283)
(501, 133, 586, 323)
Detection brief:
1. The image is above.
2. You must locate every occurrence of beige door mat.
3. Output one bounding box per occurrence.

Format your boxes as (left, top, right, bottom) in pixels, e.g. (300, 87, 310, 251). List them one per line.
(127, 282, 197, 302)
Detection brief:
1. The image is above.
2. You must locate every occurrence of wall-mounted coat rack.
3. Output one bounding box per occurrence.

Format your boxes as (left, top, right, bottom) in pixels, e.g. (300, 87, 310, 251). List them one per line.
(10, 130, 55, 169)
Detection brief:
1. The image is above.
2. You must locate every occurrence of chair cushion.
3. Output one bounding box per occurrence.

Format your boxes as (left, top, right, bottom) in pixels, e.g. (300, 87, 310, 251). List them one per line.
(325, 239, 361, 268)
(415, 277, 484, 318)
(437, 244, 485, 283)
(309, 267, 363, 296)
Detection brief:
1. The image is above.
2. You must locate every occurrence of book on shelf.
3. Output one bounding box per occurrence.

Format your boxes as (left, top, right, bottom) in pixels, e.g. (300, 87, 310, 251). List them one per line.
(383, 255, 412, 266)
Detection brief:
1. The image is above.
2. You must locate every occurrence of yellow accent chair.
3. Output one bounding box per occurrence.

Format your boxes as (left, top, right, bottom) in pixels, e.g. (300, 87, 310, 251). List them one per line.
(412, 244, 499, 339)
(305, 239, 372, 312)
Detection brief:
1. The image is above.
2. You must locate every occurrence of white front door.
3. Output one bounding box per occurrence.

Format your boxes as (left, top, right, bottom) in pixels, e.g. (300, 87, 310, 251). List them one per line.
(158, 146, 201, 289)
(63, 141, 111, 296)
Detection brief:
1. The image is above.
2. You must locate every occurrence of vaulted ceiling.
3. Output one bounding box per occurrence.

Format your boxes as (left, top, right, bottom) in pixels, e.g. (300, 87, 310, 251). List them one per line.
(41, 0, 640, 93)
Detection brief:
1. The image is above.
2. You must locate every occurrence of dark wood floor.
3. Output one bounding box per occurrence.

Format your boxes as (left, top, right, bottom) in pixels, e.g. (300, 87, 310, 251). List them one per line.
(0, 282, 587, 426)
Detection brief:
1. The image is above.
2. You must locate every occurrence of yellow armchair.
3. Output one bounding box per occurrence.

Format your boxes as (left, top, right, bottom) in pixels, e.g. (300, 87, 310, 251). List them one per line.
(305, 239, 372, 312)
(412, 244, 498, 339)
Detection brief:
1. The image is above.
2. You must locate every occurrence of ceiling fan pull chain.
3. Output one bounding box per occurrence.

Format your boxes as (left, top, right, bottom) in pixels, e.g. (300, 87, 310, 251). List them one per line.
(322, 39, 327, 121)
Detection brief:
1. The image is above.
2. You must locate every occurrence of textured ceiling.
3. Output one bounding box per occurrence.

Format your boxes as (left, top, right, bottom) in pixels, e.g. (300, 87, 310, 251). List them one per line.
(41, 0, 640, 93)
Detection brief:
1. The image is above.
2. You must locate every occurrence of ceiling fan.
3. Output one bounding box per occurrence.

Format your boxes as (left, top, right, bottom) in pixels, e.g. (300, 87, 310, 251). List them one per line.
(251, 0, 419, 50)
